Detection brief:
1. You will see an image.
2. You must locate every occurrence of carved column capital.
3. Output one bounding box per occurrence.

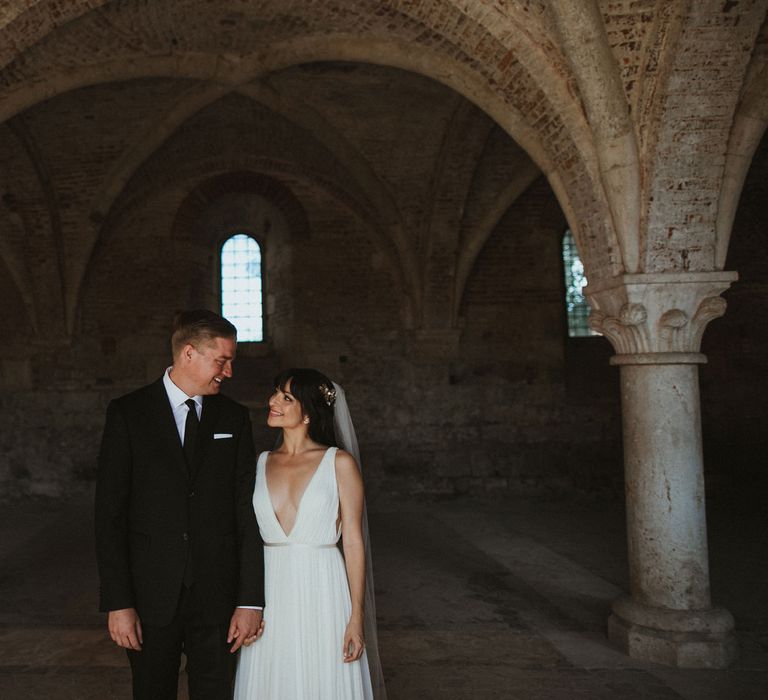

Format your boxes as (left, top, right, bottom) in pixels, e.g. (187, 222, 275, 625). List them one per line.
(586, 272, 737, 361)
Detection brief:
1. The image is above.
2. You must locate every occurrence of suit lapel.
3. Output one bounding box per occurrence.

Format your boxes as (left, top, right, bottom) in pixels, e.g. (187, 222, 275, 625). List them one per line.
(147, 379, 189, 478)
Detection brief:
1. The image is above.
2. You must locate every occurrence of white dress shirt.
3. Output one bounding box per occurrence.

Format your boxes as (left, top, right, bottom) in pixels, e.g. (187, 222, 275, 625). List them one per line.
(162, 368, 262, 612)
(163, 367, 202, 444)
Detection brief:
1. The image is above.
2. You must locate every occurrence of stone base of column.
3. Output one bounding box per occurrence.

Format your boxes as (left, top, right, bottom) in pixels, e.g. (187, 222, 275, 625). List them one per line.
(607, 596, 737, 668)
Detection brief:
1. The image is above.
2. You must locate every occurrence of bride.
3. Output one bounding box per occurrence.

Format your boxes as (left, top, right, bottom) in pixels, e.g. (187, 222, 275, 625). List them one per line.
(234, 368, 386, 700)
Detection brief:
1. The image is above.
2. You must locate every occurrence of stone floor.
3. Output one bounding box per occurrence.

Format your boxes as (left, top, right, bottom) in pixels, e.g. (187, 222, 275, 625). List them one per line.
(0, 485, 766, 699)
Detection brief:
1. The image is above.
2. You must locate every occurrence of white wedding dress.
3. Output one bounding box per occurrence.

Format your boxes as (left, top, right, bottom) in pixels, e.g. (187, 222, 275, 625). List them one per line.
(234, 446, 374, 700)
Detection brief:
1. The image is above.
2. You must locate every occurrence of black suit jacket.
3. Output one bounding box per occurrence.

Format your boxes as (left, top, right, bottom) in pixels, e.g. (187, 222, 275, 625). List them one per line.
(95, 379, 264, 627)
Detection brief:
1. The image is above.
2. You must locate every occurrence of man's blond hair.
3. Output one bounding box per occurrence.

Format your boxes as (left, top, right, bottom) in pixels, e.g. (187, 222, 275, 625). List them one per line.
(171, 310, 237, 357)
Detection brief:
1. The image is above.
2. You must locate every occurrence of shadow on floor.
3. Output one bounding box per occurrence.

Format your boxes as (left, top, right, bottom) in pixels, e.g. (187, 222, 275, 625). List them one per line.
(0, 487, 765, 699)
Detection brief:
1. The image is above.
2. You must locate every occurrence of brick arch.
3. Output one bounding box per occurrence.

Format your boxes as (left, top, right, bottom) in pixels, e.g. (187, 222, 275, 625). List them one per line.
(0, 0, 105, 72)
(171, 171, 309, 242)
(637, 1, 767, 273)
(114, 155, 401, 271)
(0, 0, 621, 283)
(66, 81, 415, 338)
(7, 1, 765, 282)
(715, 15, 768, 269)
(78, 156, 411, 332)
(171, 174, 306, 345)
(0, 1, 563, 84)
(87, 79, 410, 310)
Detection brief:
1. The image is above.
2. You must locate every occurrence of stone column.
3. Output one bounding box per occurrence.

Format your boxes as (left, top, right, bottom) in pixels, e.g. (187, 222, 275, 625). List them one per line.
(588, 272, 738, 668)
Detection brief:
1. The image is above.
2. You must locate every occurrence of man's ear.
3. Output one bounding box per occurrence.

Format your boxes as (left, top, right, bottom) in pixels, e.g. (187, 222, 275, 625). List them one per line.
(182, 344, 195, 363)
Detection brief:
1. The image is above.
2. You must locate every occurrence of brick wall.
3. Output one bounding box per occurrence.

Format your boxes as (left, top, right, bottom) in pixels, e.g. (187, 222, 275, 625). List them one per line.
(0, 59, 765, 501)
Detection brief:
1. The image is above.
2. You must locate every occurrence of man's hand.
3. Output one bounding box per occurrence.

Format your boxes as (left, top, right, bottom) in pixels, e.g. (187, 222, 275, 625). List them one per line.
(108, 608, 143, 651)
(227, 608, 263, 653)
(242, 617, 266, 648)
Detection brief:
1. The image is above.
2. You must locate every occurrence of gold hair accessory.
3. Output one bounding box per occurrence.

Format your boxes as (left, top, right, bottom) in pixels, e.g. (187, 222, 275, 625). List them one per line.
(319, 383, 336, 407)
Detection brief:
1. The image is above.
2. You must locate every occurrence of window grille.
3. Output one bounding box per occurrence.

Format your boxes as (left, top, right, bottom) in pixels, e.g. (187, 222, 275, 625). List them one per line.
(562, 229, 597, 337)
(221, 233, 263, 342)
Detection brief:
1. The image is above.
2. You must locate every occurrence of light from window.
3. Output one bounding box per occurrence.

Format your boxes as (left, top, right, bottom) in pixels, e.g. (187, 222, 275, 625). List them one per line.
(562, 229, 596, 337)
(221, 234, 263, 342)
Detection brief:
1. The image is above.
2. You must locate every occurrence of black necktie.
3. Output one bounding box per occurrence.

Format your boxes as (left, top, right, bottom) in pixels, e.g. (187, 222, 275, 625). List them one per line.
(183, 398, 199, 470)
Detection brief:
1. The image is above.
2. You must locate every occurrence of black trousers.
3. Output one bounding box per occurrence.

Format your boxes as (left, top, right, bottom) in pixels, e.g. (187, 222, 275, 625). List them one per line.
(127, 586, 234, 700)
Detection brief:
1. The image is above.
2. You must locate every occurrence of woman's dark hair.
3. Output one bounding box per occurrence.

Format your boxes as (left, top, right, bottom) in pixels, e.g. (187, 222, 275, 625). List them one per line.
(273, 368, 337, 447)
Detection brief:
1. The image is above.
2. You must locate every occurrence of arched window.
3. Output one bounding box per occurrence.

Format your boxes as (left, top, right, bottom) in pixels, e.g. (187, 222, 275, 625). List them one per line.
(562, 229, 596, 337)
(220, 233, 263, 342)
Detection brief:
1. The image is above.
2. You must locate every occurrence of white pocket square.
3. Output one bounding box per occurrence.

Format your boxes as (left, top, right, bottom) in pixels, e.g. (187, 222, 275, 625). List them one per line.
(213, 433, 233, 439)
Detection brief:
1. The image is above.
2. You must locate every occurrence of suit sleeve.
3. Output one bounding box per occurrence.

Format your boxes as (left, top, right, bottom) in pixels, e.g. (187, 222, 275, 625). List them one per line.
(94, 400, 136, 612)
(235, 406, 265, 607)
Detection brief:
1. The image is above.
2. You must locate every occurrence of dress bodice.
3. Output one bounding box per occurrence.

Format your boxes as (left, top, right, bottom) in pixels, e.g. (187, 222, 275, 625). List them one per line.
(254, 447, 341, 545)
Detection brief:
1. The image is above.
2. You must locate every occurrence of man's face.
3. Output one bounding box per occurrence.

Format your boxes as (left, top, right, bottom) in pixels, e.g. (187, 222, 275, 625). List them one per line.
(184, 336, 236, 395)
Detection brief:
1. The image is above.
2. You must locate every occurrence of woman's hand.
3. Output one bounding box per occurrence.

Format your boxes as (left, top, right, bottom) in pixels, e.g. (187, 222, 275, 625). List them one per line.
(342, 618, 365, 662)
(242, 618, 266, 648)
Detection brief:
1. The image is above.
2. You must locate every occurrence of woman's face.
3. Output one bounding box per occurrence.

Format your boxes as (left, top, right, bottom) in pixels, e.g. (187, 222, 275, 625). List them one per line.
(267, 379, 307, 429)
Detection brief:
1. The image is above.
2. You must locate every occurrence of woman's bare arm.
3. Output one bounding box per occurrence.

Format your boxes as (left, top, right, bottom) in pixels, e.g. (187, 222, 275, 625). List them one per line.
(337, 449, 366, 662)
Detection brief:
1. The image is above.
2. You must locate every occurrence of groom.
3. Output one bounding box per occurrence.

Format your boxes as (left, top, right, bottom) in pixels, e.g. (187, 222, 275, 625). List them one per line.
(95, 310, 264, 700)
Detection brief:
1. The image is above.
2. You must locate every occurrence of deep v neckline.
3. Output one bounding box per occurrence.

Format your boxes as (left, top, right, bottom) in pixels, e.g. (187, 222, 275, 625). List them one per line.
(264, 447, 332, 538)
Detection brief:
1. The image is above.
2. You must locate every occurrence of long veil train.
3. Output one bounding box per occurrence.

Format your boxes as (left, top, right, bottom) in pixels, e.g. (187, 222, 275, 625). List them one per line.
(332, 382, 387, 700)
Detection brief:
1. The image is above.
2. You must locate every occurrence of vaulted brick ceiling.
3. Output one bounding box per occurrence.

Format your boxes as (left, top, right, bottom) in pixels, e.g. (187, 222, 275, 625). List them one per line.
(0, 0, 766, 338)
(0, 0, 615, 271)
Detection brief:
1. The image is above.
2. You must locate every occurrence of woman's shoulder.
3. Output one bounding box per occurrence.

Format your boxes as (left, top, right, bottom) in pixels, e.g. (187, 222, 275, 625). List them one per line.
(332, 448, 359, 472)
